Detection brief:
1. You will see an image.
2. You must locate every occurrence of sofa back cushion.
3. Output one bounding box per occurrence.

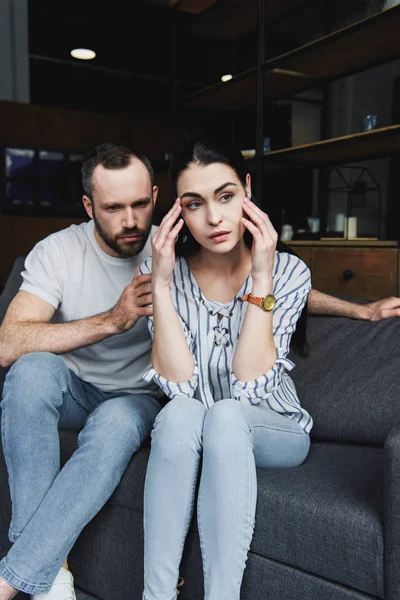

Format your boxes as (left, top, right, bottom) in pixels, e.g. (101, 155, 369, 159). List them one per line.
(0, 257, 25, 323)
(0, 257, 25, 395)
(290, 314, 400, 445)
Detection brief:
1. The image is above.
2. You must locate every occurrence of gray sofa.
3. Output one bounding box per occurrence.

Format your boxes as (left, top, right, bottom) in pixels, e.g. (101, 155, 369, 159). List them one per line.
(1, 257, 400, 600)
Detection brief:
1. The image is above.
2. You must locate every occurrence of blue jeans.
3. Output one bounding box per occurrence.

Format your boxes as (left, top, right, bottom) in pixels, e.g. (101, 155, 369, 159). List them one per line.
(0, 352, 160, 595)
(143, 396, 310, 600)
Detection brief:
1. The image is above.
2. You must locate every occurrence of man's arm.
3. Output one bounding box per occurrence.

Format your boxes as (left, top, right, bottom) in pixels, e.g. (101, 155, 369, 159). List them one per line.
(0, 271, 152, 368)
(308, 288, 400, 321)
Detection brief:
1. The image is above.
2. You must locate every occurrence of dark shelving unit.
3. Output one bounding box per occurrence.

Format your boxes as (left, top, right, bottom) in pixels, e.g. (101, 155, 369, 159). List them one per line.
(183, 4, 400, 110)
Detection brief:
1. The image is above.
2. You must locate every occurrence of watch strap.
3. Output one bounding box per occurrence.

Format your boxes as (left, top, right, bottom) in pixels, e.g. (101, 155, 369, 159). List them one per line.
(242, 293, 263, 308)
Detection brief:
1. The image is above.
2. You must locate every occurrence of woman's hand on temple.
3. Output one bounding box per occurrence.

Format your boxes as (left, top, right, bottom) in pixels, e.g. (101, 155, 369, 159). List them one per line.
(241, 198, 278, 283)
(151, 199, 184, 289)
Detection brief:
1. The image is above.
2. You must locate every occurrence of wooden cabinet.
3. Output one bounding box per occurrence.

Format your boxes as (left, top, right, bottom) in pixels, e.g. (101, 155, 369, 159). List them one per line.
(288, 242, 399, 300)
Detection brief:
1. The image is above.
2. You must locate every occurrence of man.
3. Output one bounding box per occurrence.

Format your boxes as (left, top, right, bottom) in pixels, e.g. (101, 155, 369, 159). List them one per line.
(0, 142, 163, 600)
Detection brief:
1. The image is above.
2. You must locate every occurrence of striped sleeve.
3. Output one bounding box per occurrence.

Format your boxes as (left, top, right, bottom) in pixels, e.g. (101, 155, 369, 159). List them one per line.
(138, 257, 196, 353)
(232, 256, 311, 405)
(142, 364, 199, 400)
(138, 257, 199, 399)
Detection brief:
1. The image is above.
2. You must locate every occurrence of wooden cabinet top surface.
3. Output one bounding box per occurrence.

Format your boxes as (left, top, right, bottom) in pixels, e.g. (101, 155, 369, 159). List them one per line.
(287, 240, 399, 247)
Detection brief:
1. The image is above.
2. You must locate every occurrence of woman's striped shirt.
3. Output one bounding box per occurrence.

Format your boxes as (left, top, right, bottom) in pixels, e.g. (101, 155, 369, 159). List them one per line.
(139, 251, 313, 433)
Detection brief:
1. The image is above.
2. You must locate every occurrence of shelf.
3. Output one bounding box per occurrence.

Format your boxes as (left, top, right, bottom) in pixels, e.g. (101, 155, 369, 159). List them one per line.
(183, 4, 400, 109)
(248, 125, 400, 171)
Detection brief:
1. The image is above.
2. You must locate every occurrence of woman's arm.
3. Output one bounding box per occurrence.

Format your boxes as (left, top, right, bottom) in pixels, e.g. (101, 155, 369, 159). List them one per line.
(150, 199, 195, 382)
(232, 257, 310, 404)
(151, 286, 195, 382)
(232, 278, 276, 382)
(232, 198, 277, 381)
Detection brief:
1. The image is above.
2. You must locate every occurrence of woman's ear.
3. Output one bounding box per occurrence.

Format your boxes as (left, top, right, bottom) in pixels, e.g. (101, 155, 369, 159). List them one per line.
(245, 173, 252, 200)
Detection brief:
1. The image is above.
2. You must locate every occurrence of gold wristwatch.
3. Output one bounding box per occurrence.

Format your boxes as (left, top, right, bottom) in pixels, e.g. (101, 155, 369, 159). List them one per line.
(241, 293, 276, 312)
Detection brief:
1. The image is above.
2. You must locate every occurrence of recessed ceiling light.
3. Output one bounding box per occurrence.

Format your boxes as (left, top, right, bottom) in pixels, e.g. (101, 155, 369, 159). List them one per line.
(70, 48, 96, 60)
(221, 74, 233, 83)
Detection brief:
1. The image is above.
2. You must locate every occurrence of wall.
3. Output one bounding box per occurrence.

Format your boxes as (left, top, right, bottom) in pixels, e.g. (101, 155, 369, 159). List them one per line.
(0, 100, 172, 285)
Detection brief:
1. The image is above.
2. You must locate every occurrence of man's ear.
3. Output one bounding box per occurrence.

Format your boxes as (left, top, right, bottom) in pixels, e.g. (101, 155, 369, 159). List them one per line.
(152, 185, 158, 205)
(245, 173, 252, 200)
(82, 195, 93, 219)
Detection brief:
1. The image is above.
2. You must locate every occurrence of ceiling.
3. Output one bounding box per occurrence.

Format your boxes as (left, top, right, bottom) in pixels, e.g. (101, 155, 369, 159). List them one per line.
(27, 0, 368, 117)
(28, 0, 252, 115)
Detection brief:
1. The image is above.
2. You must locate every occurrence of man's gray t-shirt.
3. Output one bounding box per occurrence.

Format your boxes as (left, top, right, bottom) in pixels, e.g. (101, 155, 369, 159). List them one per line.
(20, 220, 161, 397)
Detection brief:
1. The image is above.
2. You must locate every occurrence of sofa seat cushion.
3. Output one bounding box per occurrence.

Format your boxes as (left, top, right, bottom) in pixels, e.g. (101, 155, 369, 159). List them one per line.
(252, 442, 384, 598)
(3, 434, 383, 598)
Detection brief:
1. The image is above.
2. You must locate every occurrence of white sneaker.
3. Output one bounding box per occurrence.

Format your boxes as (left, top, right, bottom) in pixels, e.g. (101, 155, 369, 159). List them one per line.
(31, 567, 77, 600)
(176, 576, 184, 596)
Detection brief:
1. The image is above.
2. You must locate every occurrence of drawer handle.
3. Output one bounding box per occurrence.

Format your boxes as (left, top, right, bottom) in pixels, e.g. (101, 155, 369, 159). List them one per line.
(343, 269, 354, 281)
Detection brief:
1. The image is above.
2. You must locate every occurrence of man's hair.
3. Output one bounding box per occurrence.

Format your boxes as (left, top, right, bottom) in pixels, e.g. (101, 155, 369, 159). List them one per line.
(81, 142, 155, 198)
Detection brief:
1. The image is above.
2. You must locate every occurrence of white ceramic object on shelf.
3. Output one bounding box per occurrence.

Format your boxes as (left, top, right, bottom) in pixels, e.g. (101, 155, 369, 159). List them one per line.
(347, 217, 358, 239)
(334, 213, 346, 232)
(280, 224, 293, 241)
(307, 217, 320, 233)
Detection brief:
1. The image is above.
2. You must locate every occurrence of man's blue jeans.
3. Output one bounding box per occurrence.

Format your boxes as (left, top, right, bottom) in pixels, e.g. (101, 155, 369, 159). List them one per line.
(0, 351, 160, 595)
(143, 396, 310, 600)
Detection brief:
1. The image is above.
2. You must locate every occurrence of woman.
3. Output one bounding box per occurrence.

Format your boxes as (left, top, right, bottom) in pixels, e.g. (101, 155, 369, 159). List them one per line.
(139, 139, 312, 600)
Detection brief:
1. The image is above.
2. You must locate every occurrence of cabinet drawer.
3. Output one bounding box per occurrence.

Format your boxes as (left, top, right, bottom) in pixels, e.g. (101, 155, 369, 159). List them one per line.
(312, 248, 398, 300)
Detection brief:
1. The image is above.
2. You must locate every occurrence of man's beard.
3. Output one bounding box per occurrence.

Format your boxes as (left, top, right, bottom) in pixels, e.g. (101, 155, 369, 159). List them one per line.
(92, 211, 152, 258)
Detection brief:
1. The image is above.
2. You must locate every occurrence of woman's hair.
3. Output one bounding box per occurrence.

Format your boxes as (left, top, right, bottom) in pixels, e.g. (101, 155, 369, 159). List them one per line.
(169, 137, 309, 357)
(170, 138, 253, 258)
(170, 138, 248, 196)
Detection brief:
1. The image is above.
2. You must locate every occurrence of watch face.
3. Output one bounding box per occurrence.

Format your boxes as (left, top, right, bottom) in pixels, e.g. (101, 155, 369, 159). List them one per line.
(262, 294, 276, 311)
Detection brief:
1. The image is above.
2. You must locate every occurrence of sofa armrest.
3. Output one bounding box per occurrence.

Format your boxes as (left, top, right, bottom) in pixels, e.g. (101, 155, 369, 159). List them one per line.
(384, 425, 400, 600)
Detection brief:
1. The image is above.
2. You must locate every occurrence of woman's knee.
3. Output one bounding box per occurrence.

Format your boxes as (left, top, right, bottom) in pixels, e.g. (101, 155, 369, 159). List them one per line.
(203, 399, 249, 451)
(150, 396, 206, 457)
(204, 399, 244, 431)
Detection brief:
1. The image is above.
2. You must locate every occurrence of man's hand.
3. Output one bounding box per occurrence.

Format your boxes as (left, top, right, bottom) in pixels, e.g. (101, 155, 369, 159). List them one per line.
(108, 270, 153, 333)
(363, 296, 400, 322)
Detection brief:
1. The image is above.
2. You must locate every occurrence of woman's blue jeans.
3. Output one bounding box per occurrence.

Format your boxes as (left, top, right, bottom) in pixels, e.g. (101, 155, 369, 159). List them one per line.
(143, 396, 310, 600)
(0, 352, 161, 595)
